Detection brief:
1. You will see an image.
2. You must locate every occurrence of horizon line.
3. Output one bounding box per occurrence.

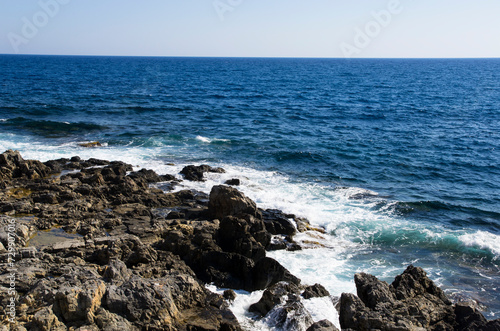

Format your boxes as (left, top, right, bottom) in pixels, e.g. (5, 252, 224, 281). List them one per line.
(1, 53, 499, 60)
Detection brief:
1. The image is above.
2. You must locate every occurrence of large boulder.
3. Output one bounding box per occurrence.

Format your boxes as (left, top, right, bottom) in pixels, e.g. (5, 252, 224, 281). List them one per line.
(105, 273, 239, 330)
(104, 276, 185, 328)
(208, 185, 261, 219)
(338, 265, 500, 331)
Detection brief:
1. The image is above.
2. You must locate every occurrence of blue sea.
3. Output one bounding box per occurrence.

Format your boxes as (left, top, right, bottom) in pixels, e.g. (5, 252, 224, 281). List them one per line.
(1, 55, 499, 325)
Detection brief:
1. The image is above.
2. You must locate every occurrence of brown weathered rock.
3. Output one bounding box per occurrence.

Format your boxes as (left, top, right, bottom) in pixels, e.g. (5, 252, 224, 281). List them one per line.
(182, 292, 241, 331)
(53, 277, 106, 323)
(104, 276, 183, 328)
(78, 141, 102, 148)
(102, 259, 131, 285)
(93, 307, 138, 331)
(0, 150, 51, 181)
(32, 306, 67, 331)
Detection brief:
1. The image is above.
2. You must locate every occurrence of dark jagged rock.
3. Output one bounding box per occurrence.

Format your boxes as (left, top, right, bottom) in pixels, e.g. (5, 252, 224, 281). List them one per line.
(455, 303, 500, 331)
(154, 187, 294, 292)
(262, 209, 297, 236)
(392, 264, 451, 303)
(252, 257, 301, 290)
(225, 178, 240, 186)
(43, 159, 64, 173)
(208, 185, 261, 219)
(249, 281, 301, 316)
(223, 289, 237, 302)
(218, 215, 269, 260)
(180, 164, 225, 181)
(128, 168, 164, 183)
(354, 272, 395, 309)
(302, 283, 330, 299)
(339, 265, 500, 331)
(340, 266, 455, 330)
(201, 251, 256, 290)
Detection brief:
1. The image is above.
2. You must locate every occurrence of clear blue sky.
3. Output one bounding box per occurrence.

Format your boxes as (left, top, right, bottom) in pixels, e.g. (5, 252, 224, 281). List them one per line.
(1, 0, 499, 58)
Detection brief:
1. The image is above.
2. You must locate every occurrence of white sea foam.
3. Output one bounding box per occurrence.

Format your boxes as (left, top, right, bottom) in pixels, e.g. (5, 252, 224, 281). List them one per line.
(195, 135, 230, 144)
(303, 297, 340, 330)
(196, 135, 212, 143)
(459, 231, 500, 258)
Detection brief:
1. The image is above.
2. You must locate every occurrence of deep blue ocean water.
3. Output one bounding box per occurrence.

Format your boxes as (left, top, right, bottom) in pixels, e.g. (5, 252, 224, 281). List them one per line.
(1, 55, 499, 323)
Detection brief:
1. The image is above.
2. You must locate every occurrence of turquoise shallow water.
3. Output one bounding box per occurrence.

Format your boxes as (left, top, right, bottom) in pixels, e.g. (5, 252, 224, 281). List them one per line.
(1, 55, 499, 318)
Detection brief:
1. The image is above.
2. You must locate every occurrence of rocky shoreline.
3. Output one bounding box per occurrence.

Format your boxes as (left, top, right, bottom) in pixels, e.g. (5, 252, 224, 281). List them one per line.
(0, 150, 498, 330)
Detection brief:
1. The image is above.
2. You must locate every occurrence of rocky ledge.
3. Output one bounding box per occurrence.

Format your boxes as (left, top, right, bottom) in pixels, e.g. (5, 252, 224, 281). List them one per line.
(0, 150, 498, 331)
